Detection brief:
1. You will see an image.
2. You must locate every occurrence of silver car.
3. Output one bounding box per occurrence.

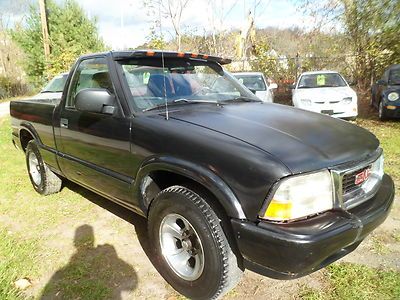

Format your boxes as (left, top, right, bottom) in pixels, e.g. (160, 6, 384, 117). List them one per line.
(233, 72, 277, 103)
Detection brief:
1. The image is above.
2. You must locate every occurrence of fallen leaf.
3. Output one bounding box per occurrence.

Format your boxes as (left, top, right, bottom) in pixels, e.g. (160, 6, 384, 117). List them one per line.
(14, 278, 31, 290)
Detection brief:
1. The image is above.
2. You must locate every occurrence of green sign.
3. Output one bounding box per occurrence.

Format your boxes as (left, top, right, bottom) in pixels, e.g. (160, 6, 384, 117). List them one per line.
(317, 75, 326, 86)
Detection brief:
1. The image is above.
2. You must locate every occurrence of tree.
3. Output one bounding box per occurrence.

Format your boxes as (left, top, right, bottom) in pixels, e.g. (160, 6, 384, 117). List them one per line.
(12, 0, 106, 86)
(298, 0, 400, 88)
(144, 0, 189, 51)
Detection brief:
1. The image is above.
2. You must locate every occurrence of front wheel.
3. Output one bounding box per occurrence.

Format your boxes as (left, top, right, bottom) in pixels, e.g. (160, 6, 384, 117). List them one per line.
(148, 186, 242, 299)
(26, 140, 62, 195)
(378, 101, 388, 121)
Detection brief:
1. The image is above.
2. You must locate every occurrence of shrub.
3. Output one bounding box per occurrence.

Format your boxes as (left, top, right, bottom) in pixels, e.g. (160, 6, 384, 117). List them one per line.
(0, 76, 30, 99)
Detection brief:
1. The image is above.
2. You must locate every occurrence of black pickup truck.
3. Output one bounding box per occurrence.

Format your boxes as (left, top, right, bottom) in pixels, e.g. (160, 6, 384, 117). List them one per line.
(11, 50, 394, 300)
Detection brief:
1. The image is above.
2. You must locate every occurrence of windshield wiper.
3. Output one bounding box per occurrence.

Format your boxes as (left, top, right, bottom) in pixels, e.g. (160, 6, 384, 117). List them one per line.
(142, 99, 218, 112)
(173, 98, 218, 104)
(222, 96, 261, 103)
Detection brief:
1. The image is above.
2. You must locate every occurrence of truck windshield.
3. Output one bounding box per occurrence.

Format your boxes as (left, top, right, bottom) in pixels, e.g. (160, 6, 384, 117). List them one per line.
(298, 73, 347, 89)
(118, 58, 259, 112)
(42, 74, 68, 93)
(389, 68, 400, 85)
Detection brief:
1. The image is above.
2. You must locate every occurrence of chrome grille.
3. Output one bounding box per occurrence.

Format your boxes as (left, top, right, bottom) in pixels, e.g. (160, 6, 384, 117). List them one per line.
(342, 165, 371, 195)
(331, 149, 384, 210)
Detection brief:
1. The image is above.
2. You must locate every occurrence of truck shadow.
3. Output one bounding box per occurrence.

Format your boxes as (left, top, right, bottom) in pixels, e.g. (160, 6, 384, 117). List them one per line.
(61, 179, 157, 268)
(40, 180, 161, 299)
(62, 180, 153, 252)
(39, 223, 138, 299)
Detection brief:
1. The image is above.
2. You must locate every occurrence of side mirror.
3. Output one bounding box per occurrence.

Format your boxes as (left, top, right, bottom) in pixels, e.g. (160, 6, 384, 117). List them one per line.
(269, 83, 278, 89)
(348, 81, 356, 86)
(376, 79, 386, 85)
(75, 88, 116, 115)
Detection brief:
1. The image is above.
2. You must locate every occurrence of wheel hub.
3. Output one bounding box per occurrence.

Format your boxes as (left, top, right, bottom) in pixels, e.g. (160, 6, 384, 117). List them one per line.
(159, 213, 205, 281)
(28, 152, 42, 186)
(181, 238, 192, 251)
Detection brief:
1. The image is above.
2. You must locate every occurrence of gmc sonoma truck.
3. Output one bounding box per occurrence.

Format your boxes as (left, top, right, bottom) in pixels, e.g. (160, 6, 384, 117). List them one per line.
(11, 51, 394, 299)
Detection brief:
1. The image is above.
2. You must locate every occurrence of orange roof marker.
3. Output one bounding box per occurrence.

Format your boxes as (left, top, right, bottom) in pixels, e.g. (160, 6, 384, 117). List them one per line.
(202, 54, 209, 59)
(146, 50, 155, 56)
(190, 53, 198, 58)
(177, 52, 185, 57)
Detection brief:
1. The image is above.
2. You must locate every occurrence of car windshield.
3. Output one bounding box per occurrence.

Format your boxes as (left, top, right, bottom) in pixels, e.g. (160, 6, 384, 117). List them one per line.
(234, 75, 266, 91)
(389, 68, 400, 85)
(42, 74, 68, 93)
(298, 73, 347, 89)
(118, 58, 259, 112)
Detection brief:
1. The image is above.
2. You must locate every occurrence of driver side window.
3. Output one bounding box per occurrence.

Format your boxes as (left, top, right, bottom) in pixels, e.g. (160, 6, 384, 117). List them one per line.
(66, 57, 113, 108)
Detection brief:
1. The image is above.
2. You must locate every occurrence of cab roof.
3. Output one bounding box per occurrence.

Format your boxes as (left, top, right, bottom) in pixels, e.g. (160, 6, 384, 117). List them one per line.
(109, 50, 232, 65)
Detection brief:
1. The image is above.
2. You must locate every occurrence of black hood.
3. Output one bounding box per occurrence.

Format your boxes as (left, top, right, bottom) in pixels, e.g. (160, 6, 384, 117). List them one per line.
(169, 103, 379, 173)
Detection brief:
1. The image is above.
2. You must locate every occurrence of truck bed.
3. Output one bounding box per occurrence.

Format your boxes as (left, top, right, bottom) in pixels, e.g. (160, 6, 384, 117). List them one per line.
(10, 98, 59, 152)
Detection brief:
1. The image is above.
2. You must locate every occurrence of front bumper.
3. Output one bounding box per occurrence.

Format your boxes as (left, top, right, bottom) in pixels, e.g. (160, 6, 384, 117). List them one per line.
(232, 174, 394, 279)
(383, 105, 400, 118)
(297, 103, 358, 118)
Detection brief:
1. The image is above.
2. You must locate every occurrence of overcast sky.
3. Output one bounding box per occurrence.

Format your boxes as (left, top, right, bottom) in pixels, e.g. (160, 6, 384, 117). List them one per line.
(0, 0, 311, 49)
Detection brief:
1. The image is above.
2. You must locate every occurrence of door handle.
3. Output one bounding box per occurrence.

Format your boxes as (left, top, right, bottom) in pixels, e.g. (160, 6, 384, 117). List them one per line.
(60, 118, 69, 128)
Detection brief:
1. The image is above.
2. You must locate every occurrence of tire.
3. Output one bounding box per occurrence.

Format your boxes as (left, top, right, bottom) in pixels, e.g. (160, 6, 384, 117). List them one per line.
(148, 186, 243, 300)
(378, 101, 388, 121)
(26, 140, 62, 195)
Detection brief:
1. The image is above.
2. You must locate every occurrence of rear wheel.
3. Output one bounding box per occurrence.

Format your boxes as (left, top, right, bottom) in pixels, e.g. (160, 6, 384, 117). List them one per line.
(148, 186, 242, 299)
(26, 140, 62, 195)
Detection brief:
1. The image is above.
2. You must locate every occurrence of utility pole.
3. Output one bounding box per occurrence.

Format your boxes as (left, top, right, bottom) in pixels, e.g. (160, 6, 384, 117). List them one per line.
(39, 0, 50, 59)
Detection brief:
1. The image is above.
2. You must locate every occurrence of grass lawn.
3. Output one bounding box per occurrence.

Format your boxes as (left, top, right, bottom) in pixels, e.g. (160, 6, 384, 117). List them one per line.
(0, 110, 400, 299)
(301, 263, 400, 300)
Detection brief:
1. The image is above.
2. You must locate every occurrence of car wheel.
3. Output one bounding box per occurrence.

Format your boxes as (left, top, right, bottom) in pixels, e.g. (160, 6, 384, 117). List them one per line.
(26, 140, 62, 195)
(148, 185, 243, 300)
(378, 101, 387, 121)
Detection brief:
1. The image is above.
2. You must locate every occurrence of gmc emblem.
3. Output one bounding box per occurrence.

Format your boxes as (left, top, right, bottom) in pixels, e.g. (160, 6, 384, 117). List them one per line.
(355, 168, 371, 185)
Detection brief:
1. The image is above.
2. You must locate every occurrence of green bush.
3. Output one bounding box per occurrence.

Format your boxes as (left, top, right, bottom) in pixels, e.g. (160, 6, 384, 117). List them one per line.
(0, 76, 30, 99)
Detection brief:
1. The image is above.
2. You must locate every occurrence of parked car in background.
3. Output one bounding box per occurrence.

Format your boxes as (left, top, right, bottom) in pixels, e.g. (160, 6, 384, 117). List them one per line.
(233, 72, 277, 102)
(371, 64, 400, 120)
(292, 71, 358, 120)
(30, 72, 68, 100)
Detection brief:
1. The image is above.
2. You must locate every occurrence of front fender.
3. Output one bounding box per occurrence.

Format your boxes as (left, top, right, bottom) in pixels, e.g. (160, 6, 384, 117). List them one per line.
(133, 156, 247, 219)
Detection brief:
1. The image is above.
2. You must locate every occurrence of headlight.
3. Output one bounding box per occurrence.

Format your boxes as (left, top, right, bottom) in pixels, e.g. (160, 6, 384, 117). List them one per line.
(260, 170, 333, 221)
(301, 99, 312, 106)
(388, 92, 399, 101)
(342, 97, 352, 104)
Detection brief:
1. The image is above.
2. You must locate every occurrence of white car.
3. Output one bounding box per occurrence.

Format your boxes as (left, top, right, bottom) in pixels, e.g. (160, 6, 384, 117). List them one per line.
(233, 72, 277, 103)
(30, 72, 68, 100)
(292, 71, 358, 119)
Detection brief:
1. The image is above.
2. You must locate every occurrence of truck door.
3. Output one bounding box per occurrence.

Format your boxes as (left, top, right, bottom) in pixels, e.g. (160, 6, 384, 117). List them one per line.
(55, 56, 134, 203)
